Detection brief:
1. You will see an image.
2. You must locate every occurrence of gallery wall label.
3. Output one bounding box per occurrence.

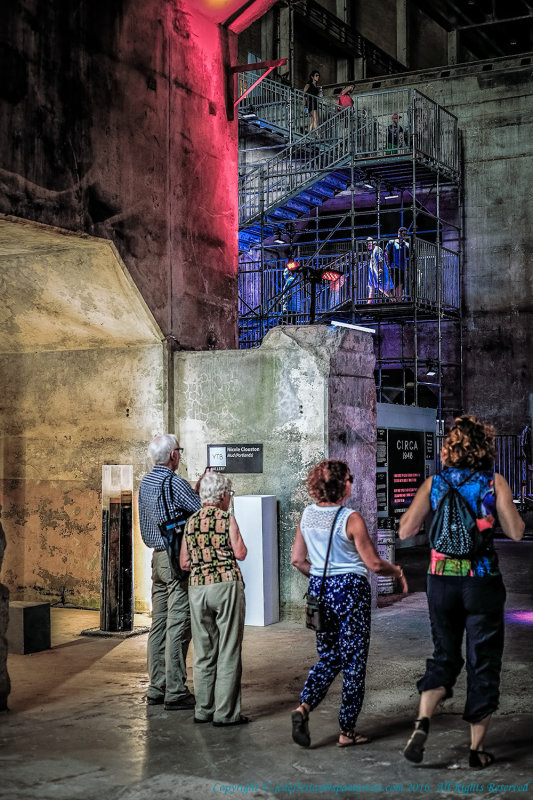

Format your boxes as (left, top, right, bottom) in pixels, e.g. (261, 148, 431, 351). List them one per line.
(207, 444, 263, 474)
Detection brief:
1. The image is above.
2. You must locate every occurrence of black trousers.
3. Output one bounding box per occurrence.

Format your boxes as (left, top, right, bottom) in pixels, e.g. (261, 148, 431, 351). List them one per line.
(417, 574, 506, 723)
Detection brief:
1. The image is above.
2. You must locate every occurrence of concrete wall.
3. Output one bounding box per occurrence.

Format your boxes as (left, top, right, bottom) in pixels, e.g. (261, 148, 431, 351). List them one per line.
(0, 218, 167, 611)
(0, 345, 164, 610)
(1, 0, 240, 351)
(174, 325, 376, 617)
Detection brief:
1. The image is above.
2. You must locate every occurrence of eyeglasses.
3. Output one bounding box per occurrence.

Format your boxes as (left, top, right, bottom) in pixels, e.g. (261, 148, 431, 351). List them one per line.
(225, 489, 235, 497)
(173, 447, 184, 454)
(347, 474, 354, 483)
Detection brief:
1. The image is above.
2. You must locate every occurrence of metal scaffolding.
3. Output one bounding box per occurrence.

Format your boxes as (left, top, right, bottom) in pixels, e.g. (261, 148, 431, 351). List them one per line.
(237, 73, 463, 426)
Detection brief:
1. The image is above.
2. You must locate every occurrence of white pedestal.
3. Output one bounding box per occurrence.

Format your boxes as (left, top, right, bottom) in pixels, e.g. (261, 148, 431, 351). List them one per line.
(234, 495, 279, 626)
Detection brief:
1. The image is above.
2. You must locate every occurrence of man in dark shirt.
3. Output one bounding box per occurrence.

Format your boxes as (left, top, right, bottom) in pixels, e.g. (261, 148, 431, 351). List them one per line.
(387, 113, 408, 153)
(139, 434, 202, 709)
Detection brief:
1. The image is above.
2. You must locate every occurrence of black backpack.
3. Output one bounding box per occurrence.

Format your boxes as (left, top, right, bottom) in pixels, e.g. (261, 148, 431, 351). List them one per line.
(428, 471, 481, 557)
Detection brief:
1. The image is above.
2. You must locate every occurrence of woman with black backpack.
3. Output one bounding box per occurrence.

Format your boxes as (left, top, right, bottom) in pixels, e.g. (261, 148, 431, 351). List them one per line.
(398, 415, 524, 769)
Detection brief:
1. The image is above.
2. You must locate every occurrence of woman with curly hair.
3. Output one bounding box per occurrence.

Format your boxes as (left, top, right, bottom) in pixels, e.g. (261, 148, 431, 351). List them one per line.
(290, 458, 407, 748)
(399, 415, 524, 768)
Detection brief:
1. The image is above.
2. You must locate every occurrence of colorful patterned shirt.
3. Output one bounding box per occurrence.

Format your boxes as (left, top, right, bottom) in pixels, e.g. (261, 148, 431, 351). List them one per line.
(429, 468, 499, 577)
(184, 507, 243, 587)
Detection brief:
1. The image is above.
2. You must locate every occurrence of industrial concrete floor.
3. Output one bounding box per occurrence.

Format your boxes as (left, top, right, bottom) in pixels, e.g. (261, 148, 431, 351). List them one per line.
(1, 542, 532, 800)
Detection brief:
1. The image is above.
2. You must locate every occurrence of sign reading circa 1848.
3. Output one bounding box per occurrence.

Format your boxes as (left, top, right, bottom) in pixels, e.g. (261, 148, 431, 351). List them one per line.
(207, 444, 263, 474)
(387, 429, 425, 519)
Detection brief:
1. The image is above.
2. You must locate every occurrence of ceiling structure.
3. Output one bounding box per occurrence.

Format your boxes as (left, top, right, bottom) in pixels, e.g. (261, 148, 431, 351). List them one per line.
(411, 0, 533, 61)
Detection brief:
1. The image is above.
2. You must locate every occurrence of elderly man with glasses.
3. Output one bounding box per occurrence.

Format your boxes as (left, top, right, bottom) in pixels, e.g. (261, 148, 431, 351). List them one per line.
(139, 433, 203, 710)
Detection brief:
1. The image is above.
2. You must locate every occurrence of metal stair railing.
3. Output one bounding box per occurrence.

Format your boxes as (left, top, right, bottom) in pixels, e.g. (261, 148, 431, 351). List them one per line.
(239, 107, 352, 226)
(239, 236, 461, 321)
(239, 71, 291, 135)
(238, 70, 336, 139)
(239, 77, 460, 183)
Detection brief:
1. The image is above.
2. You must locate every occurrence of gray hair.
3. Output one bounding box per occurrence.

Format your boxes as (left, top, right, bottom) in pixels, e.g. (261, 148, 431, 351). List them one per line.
(148, 433, 179, 465)
(199, 472, 232, 505)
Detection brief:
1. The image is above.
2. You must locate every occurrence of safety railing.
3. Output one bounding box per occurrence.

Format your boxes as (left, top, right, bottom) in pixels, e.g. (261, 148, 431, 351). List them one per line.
(352, 89, 411, 158)
(239, 108, 353, 225)
(238, 71, 336, 139)
(239, 84, 460, 229)
(412, 90, 459, 174)
(239, 76, 460, 179)
(415, 240, 460, 310)
(238, 236, 460, 333)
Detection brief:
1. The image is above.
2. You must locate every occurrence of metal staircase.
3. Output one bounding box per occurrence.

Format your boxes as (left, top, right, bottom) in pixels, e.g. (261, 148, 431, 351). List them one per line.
(239, 109, 352, 227)
(237, 74, 464, 420)
(239, 77, 460, 251)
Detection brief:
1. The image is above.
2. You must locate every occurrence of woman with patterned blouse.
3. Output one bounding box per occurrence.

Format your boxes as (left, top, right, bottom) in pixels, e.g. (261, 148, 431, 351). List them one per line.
(179, 471, 248, 726)
(399, 415, 524, 769)
(290, 459, 407, 748)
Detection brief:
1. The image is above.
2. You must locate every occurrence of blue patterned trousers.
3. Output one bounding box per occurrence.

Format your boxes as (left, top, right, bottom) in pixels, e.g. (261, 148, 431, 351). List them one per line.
(300, 572, 371, 735)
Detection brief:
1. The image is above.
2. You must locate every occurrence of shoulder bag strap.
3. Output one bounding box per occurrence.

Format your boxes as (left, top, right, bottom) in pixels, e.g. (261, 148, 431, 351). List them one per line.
(160, 474, 174, 519)
(438, 472, 452, 489)
(317, 506, 345, 602)
(457, 470, 478, 488)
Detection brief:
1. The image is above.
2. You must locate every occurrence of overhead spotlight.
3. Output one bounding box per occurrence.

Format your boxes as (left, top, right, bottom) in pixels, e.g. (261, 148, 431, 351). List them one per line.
(273, 227, 287, 244)
(426, 360, 437, 377)
(384, 191, 399, 199)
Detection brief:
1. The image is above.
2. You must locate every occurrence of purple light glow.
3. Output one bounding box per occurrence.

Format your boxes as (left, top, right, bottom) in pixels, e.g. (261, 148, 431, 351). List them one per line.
(505, 609, 533, 626)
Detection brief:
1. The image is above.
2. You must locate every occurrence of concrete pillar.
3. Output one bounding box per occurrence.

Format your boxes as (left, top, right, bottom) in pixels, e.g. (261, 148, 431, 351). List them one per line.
(174, 325, 376, 618)
(336, 58, 349, 84)
(448, 29, 459, 65)
(336, 0, 347, 23)
(354, 57, 366, 80)
(278, 5, 291, 82)
(396, 0, 409, 68)
(261, 12, 274, 61)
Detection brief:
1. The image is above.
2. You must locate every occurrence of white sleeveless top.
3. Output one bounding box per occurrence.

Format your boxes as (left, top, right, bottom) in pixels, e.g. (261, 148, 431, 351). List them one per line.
(300, 504, 368, 579)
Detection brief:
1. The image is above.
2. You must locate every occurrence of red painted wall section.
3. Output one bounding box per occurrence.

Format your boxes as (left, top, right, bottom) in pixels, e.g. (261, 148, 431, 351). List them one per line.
(171, 1, 239, 349)
(0, 0, 255, 350)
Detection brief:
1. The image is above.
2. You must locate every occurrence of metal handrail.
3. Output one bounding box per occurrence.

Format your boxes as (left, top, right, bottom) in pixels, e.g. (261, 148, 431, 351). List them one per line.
(239, 237, 460, 318)
(239, 108, 352, 225)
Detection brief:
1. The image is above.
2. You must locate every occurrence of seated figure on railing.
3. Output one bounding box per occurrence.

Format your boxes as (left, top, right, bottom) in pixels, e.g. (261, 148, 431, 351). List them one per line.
(386, 227, 410, 299)
(365, 237, 393, 303)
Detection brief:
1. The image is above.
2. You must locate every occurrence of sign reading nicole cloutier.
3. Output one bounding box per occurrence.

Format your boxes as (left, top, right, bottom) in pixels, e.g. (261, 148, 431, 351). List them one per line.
(207, 444, 263, 474)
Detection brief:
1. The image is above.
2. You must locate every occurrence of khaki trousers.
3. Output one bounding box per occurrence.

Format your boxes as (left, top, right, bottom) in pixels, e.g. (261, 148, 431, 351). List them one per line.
(146, 550, 192, 703)
(188, 580, 245, 723)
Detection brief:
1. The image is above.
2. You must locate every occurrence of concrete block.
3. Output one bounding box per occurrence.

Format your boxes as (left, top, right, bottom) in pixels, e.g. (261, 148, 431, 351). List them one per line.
(7, 601, 51, 655)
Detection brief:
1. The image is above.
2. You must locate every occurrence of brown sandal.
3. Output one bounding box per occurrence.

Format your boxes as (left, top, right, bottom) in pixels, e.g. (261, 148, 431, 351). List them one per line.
(337, 732, 371, 748)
